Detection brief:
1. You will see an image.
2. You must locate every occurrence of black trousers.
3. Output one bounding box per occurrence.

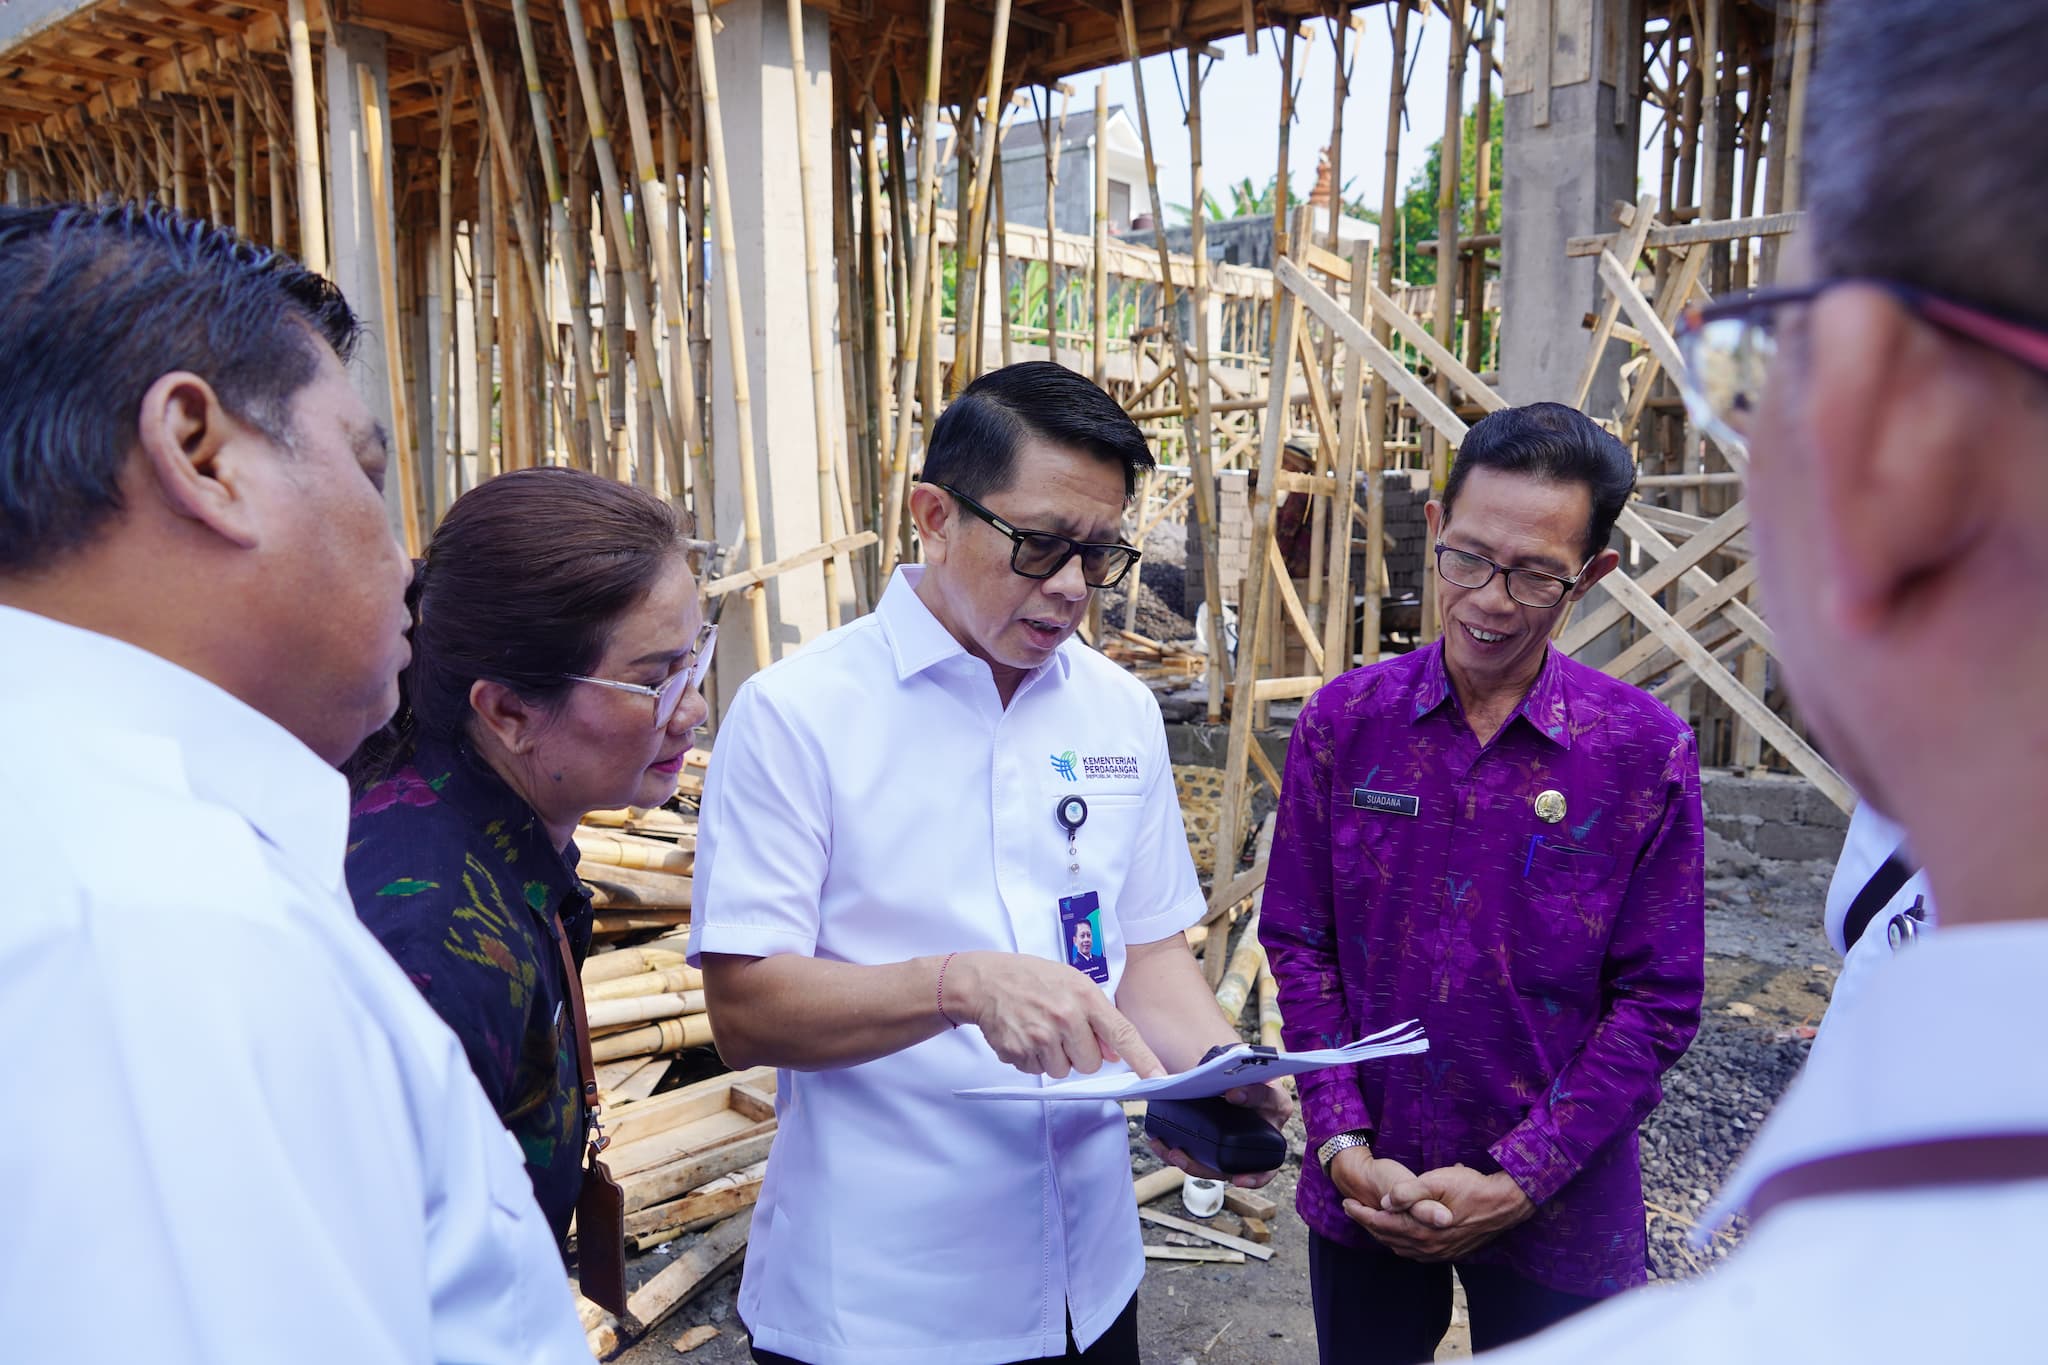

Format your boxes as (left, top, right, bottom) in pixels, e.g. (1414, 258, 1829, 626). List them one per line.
(749, 1293, 1140, 1365)
(1308, 1230, 1602, 1365)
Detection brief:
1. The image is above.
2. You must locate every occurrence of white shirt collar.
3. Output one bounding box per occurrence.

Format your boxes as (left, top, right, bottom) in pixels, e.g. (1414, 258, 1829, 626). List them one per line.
(874, 565, 1075, 690)
(0, 604, 349, 887)
(1702, 920, 2048, 1239)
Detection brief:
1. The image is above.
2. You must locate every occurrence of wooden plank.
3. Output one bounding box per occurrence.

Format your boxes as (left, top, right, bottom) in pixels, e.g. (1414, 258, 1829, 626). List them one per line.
(622, 1128, 778, 1214)
(623, 1209, 753, 1333)
(1597, 249, 1689, 392)
(1276, 257, 1469, 446)
(1567, 210, 1806, 258)
(1570, 196, 1659, 410)
(1610, 559, 1761, 683)
(1557, 500, 1752, 655)
(625, 1162, 765, 1249)
(1223, 1186, 1279, 1221)
(1143, 1245, 1246, 1264)
(703, 530, 880, 598)
(605, 1109, 758, 1180)
(1132, 1166, 1186, 1205)
(1629, 503, 1753, 559)
(1367, 279, 1508, 415)
(1596, 568, 1853, 812)
(1265, 537, 1325, 674)
(1138, 1207, 1275, 1261)
(1250, 674, 1322, 702)
(606, 1065, 778, 1147)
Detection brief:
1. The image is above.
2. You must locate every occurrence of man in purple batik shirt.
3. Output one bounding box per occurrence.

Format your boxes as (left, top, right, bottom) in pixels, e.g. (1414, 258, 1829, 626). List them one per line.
(1260, 403, 1705, 1365)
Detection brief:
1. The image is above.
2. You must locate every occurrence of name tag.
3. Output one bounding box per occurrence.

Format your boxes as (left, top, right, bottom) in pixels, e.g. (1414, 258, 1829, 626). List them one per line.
(1352, 787, 1419, 817)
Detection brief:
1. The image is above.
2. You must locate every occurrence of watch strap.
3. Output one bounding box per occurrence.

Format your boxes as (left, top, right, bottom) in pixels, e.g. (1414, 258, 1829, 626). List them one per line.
(1317, 1129, 1373, 1175)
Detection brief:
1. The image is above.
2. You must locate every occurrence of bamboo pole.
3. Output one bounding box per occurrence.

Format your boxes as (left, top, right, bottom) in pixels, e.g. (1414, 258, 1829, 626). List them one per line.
(1362, 0, 1410, 665)
(558, 0, 681, 481)
(690, 0, 773, 671)
(435, 71, 458, 514)
(1091, 78, 1108, 386)
(660, 76, 691, 490)
(284, 0, 325, 275)
(476, 139, 497, 483)
(171, 101, 188, 215)
(358, 64, 422, 557)
(832, 96, 871, 613)
(864, 102, 892, 592)
(1272, 24, 1297, 285)
(1121, 0, 1220, 720)
(231, 91, 250, 236)
(1186, 43, 1220, 644)
(605, 0, 691, 491)
(777, 0, 848, 628)
(687, 59, 713, 510)
(508, 0, 599, 473)
(954, 0, 1015, 389)
(994, 136, 1014, 369)
(879, 0, 948, 578)
(1467, 2, 1493, 370)
(1041, 84, 1069, 363)
(1422, 0, 1467, 649)
(1322, 237, 1371, 679)
(1783, 0, 1813, 209)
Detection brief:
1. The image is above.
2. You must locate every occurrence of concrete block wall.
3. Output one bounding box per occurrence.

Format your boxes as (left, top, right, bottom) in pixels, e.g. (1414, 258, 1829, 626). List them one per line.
(1701, 771, 1851, 865)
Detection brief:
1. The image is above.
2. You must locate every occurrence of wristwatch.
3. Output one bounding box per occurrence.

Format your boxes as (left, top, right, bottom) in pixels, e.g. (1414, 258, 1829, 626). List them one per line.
(1317, 1130, 1373, 1175)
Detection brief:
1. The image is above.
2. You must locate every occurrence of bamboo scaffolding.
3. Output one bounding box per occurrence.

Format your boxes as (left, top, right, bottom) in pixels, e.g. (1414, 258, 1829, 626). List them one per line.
(878, 0, 947, 578)
(954, 0, 1014, 389)
(689, 0, 773, 670)
(358, 63, 423, 558)
(283, 0, 324, 275)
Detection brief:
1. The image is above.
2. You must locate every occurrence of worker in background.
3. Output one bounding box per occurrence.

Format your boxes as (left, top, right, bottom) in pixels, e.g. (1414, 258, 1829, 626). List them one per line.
(1261, 404, 1706, 1364)
(1482, 1, 2048, 1357)
(689, 362, 1292, 1365)
(343, 467, 713, 1263)
(0, 203, 587, 1362)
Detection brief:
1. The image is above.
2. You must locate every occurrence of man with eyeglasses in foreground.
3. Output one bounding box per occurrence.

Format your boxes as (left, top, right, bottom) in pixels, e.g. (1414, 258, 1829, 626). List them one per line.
(1482, 2, 2048, 1360)
(1260, 402, 1705, 1363)
(689, 362, 1291, 1365)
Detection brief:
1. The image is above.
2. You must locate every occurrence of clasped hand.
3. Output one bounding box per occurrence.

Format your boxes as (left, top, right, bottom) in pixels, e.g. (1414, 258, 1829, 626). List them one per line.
(1330, 1151, 1534, 1261)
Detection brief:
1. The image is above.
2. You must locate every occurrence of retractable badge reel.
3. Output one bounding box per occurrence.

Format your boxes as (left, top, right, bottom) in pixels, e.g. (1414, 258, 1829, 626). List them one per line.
(1055, 796, 1109, 984)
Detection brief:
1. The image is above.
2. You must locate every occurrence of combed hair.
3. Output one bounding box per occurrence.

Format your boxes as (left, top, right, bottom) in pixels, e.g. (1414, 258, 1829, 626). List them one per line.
(1804, 0, 2048, 326)
(0, 201, 359, 573)
(918, 361, 1155, 501)
(344, 467, 684, 789)
(1442, 403, 1636, 561)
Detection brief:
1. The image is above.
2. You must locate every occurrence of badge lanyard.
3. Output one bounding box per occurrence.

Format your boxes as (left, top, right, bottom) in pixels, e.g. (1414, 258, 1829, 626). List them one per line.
(1055, 796, 1109, 984)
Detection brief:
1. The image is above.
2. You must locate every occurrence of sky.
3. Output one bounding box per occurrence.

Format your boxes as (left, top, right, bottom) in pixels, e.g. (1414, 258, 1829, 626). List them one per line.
(1086, 9, 1483, 223)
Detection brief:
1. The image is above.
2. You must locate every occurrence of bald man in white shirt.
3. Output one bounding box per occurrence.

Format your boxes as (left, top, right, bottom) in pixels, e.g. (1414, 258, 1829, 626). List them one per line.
(1476, 3, 2048, 1360)
(0, 203, 587, 1363)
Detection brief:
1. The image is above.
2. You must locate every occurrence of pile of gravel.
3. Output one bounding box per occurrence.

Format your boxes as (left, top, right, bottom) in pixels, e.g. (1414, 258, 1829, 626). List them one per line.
(1638, 1015, 1812, 1278)
(1099, 515, 1197, 645)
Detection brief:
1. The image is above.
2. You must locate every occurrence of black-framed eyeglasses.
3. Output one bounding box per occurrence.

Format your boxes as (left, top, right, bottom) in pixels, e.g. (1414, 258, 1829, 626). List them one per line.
(1433, 543, 1591, 610)
(926, 481, 1142, 589)
(564, 621, 717, 729)
(1676, 278, 2048, 452)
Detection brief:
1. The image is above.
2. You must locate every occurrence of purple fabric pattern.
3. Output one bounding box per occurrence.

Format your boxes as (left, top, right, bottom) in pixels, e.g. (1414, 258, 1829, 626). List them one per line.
(1260, 641, 1704, 1297)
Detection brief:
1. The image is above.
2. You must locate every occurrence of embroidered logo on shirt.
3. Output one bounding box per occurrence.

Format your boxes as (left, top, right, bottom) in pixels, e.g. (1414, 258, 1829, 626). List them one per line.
(1352, 787, 1420, 817)
(1080, 754, 1140, 782)
(1050, 750, 1079, 781)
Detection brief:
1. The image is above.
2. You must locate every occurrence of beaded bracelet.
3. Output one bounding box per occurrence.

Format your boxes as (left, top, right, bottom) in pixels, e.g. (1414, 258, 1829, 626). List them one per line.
(936, 951, 961, 1028)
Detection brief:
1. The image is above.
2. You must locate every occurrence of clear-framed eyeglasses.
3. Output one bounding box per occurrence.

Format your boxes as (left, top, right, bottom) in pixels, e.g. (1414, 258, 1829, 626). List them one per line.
(564, 622, 717, 729)
(1675, 279, 2048, 452)
(1433, 543, 1592, 610)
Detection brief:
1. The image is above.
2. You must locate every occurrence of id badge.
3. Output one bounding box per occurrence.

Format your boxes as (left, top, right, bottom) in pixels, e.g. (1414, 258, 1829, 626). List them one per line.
(1059, 891, 1110, 983)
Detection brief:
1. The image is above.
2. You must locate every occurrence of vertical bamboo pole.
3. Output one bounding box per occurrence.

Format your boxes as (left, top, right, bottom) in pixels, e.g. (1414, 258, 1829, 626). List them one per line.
(687, 60, 713, 508)
(476, 139, 497, 483)
(171, 109, 188, 215)
(1041, 86, 1064, 363)
(602, 187, 628, 480)
(604, 0, 690, 488)
(1323, 238, 1371, 679)
(778, 0, 846, 627)
(1363, 0, 1410, 666)
(1187, 44, 1218, 638)
(1467, 2, 1493, 370)
(558, 0, 680, 479)
(1784, 0, 1813, 209)
(200, 106, 222, 222)
(358, 64, 422, 556)
(1422, 0, 1467, 649)
(994, 146, 1014, 368)
(690, 0, 773, 670)
(880, 0, 948, 577)
(266, 112, 287, 250)
(954, 0, 1015, 390)
(1272, 24, 1296, 277)
(508, 0, 599, 472)
(660, 77, 691, 491)
(865, 103, 892, 581)
(284, 0, 325, 275)
(1121, 0, 1220, 720)
(1091, 79, 1108, 386)
(231, 91, 250, 236)
(831, 98, 870, 613)
(565, 89, 602, 475)
(436, 74, 459, 514)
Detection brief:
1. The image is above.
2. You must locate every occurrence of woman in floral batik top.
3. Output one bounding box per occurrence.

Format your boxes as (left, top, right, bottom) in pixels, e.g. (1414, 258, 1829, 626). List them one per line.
(343, 467, 714, 1251)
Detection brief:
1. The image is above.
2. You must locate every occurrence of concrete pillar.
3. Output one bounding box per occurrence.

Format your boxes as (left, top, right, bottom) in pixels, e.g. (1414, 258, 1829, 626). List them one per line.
(321, 24, 405, 538)
(1498, 0, 1641, 411)
(708, 0, 834, 698)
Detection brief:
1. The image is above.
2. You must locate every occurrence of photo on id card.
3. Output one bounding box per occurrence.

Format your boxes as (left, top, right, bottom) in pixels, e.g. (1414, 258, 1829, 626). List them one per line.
(1059, 891, 1109, 983)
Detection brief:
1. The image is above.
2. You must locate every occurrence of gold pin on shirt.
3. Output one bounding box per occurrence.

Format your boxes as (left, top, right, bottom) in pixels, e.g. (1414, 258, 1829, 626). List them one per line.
(1534, 790, 1567, 824)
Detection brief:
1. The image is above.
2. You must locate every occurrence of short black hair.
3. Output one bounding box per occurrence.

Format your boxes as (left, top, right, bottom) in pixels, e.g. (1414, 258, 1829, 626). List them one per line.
(1806, 0, 2048, 328)
(1441, 402, 1635, 561)
(0, 201, 360, 573)
(919, 361, 1155, 501)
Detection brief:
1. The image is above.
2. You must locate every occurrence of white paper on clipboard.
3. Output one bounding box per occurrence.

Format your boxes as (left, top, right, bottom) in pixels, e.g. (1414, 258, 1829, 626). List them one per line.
(953, 1019, 1428, 1102)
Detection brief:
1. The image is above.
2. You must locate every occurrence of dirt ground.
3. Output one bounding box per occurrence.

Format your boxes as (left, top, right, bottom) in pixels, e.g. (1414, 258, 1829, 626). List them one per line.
(611, 873, 1839, 1365)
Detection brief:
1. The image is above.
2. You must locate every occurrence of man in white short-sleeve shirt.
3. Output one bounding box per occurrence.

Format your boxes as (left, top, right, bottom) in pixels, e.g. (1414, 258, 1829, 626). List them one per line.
(1476, 3, 2048, 1360)
(691, 362, 1292, 1365)
(0, 203, 587, 1364)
